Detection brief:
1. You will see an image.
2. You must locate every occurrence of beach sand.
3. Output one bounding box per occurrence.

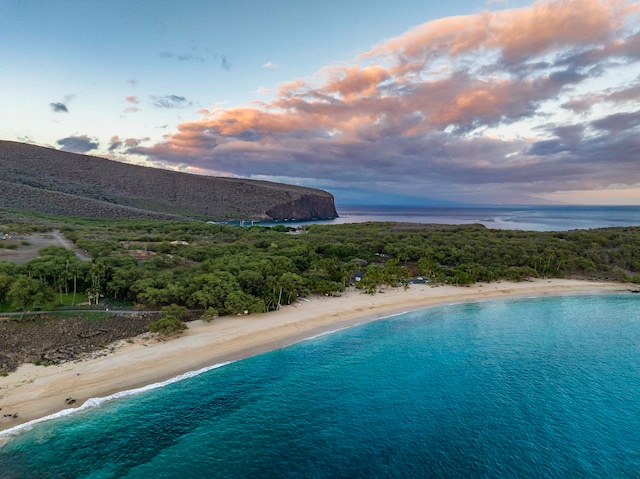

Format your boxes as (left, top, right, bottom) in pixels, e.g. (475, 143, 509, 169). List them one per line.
(0, 278, 632, 441)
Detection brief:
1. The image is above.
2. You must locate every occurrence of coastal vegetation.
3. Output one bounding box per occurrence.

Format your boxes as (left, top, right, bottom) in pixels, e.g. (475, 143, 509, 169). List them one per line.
(0, 215, 639, 373)
(1, 218, 638, 317)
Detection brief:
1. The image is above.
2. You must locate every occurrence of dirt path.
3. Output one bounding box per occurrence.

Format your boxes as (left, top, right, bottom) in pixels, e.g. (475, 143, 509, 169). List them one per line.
(50, 230, 91, 261)
(0, 230, 91, 264)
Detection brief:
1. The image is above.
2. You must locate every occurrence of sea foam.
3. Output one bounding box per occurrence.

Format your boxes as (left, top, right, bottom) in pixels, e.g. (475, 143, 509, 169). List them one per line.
(0, 360, 233, 444)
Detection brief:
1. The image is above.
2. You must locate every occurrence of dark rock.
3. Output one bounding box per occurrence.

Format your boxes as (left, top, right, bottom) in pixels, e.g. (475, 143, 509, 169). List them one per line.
(265, 193, 338, 221)
(0, 312, 158, 373)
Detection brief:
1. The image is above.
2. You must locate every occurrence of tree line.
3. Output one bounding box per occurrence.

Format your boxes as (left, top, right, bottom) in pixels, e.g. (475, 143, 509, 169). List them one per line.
(1, 220, 639, 319)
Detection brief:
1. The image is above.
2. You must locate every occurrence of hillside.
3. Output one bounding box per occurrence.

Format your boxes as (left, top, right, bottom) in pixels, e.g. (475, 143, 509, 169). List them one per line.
(0, 141, 338, 221)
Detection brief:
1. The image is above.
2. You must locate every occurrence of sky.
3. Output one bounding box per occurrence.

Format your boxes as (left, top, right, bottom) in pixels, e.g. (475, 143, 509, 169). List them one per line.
(2, 0, 640, 206)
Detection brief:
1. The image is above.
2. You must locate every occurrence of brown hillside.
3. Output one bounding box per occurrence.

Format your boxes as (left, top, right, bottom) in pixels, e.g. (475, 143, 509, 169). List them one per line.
(0, 141, 338, 221)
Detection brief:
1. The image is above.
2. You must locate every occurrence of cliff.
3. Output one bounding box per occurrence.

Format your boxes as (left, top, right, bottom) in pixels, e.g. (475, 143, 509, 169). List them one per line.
(0, 141, 338, 221)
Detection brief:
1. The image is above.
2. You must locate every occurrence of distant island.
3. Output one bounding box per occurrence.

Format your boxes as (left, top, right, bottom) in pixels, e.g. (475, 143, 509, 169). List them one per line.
(0, 140, 338, 222)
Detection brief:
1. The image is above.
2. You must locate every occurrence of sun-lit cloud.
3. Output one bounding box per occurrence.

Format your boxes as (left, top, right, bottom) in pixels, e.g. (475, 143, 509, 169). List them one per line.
(133, 0, 640, 204)
(263, 62, 278, 68)
(108, 135, 122, 151)
(125, 96, 139, 104)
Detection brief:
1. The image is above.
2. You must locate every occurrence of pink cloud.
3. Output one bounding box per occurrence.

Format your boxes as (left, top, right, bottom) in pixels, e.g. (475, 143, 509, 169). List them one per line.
(322, 65, 391, 99)
(135, 0, 640, 203)
(364, 0, 634, 70)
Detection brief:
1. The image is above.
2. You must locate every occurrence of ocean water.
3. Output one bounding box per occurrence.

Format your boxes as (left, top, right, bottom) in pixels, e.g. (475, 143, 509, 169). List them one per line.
(259, 205, 640, 231)
(1, 294, 640, 478)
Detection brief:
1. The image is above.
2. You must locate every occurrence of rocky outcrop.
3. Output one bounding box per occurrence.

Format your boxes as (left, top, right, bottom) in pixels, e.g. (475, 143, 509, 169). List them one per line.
(0, 141, 338, 221)
(0, 313, 158, 372)
(266, 193, 338, 220)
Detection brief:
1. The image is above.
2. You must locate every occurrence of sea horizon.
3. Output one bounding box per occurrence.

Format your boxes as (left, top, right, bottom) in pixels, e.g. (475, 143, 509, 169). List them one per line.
(255, 204, 640, 232)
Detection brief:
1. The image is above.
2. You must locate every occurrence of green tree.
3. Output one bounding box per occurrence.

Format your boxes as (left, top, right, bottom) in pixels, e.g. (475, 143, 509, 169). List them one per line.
(187, 272, 240, 312)
(237, 269, 265, 296)
(8, 276, 53, 319)
(0, 273, 13, 310)
(358, 266, 383, 294)
(267, 272, 308, 309)
(224, 290, 255, 314)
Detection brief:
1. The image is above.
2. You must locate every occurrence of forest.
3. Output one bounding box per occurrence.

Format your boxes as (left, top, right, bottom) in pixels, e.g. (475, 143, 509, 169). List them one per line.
(1, 217, 639, 325)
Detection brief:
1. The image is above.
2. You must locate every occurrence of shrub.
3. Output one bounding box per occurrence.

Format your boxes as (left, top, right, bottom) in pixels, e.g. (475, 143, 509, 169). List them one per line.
(201, 307, 219, 322)
(161, 304, 189, 320)
(147, 314, 187, 335)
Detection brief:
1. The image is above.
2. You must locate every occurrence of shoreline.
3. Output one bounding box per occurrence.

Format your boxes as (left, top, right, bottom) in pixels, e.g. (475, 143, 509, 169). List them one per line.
(0, 278, 633, 443)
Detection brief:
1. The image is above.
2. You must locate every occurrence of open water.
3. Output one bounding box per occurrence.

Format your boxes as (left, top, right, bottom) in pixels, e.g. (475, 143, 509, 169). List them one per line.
(1, 294, 639, 478)
(259, 205, 640, 231)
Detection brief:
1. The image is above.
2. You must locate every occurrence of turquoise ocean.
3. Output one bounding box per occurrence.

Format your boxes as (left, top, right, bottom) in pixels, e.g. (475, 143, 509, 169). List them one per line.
(1, 294, 639, 478)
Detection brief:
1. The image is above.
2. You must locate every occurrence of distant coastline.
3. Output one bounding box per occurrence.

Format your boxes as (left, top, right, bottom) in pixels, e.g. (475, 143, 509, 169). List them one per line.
(257, 204, 640, 231)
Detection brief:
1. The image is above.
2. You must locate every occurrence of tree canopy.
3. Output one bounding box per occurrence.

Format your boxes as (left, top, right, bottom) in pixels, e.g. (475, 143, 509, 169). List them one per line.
(1, 218, 639, 317)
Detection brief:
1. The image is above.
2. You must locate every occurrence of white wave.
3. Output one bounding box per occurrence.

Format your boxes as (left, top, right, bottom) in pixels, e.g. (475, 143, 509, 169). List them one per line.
(0, 361, 233, 444)
(0, 308, 424, 446)
(299, 310, 410, 343)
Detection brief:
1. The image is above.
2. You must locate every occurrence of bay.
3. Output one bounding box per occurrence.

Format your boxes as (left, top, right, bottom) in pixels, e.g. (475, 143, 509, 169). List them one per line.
(1, 294, 639, 478)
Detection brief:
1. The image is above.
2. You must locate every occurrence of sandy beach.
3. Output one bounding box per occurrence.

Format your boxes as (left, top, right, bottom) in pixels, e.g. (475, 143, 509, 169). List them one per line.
(0, 278, 632, 442)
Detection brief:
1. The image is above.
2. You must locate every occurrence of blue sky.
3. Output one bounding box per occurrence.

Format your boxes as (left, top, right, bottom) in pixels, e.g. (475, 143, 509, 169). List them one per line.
(2, 0, 639, 205)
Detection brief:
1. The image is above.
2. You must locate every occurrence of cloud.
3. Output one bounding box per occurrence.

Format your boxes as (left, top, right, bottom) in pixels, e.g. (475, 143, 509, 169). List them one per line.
(133, 0, 640, 204)
(562, 77, 640, 112)
(160, 49, 231, 69)
(108, 136, 149, 152)
(363, 0, 632, 70)
(50, 95, 75, 113)
(108, 136, 122, 152)
(221, 55, 231, 70)
(160, 51, 205, 62)
(125, 96, 139, 104)
(150, 95, 191, 109)
(57, 135, 99, 153)
(263, 62, 278, 69)
(127, 78, 139, 86)
(591, 110, 640, 132)
(49, 102, 68, 113)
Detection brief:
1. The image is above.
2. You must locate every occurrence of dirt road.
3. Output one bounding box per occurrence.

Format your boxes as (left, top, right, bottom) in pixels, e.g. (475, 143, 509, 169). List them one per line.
(0, 230, 91, 264)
